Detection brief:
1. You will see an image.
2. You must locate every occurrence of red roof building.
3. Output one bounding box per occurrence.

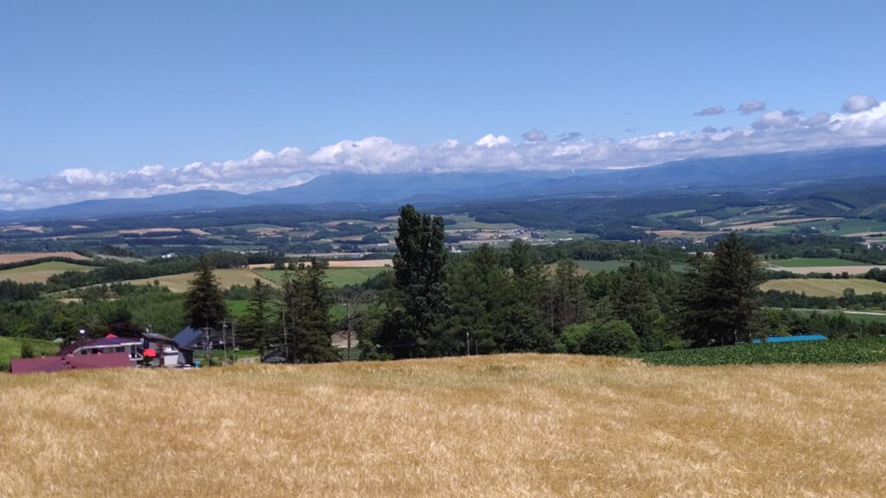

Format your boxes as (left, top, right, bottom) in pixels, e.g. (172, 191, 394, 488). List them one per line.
(10, 352, 133, 374)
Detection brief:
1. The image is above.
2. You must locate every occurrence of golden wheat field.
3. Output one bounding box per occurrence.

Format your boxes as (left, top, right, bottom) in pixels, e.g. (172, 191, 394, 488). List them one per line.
(1, 355, 885, 498)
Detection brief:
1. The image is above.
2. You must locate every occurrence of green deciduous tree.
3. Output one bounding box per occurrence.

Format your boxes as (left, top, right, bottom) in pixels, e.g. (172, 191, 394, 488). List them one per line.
(381, 205, 448, 358)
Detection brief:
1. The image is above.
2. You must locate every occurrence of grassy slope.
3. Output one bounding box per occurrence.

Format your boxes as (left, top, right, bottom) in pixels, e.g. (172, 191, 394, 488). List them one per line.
(258, 268, 389, 288)
(1, 355, 884, 497)
(0, 336, 59, 368)
(830, 218, 886, 236)
(760, 278, 886, 297)
(0, 261, 95, 284)
(126, 269, 277, 293)
(768, 257, 871, 267)
(574, 260, 630, 273)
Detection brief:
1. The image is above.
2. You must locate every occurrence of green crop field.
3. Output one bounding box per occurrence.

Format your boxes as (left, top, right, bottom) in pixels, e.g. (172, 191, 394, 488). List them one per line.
(444, 214, 522, 231)
(574, 260, 689, 274)
(0, 261, 96, 284)
(228, 301, 373, 322)
(790, 309, 886, 324)
(828, 219, 886, 236)
(575, 260, 631, 273)
(0, 337, 59, 369)
(258, 267, 389, 288)
(767, 258, 871, 267)
(227, 300, 249, 318)
(760, 278, 886, 297)
(636, 338, 886, 366)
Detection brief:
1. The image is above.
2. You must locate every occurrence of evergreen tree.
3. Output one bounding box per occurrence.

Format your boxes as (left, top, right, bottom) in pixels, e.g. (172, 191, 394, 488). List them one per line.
(548, 259, 586, 335)
(281, 260, 336, 363)
(183, 256, 227, 331)
(679, 233, 763, 346)
(240, 278, 278, 356)
(447, 244, 509, 354)
(612, 262, 661, 349)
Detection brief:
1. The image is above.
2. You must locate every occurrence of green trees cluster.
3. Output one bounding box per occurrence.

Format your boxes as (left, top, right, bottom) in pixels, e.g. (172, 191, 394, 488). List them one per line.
(184, 256, 336, 364)
(354, 208, 767, 359)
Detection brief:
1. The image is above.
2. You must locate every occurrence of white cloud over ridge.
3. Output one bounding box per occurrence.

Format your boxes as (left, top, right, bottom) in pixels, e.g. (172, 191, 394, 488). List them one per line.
(2, 95, 886, 210)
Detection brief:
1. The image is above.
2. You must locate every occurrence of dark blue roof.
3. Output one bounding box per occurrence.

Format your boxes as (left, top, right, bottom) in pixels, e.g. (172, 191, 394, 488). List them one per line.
(173, 327, 204, 348)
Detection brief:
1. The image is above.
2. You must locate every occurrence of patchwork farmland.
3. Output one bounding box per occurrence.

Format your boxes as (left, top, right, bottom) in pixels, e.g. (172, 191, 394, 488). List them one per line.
(760, 278, 886, 298)
(0, 252, 89, 265)
(0, 261, 96, 284)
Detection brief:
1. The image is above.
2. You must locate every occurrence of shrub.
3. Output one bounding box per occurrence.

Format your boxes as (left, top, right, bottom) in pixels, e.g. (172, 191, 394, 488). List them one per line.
(562, 322, 593, 354)
(581, 320, 640, 356)
(20, 340, 35, 359)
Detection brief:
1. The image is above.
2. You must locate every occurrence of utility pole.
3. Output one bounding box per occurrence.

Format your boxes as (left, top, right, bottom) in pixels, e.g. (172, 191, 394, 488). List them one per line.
(466, 331, 470, 356)
(231, 319, 236, 364)
(282, 309, 289, 359)
(221, 319, 228, 364)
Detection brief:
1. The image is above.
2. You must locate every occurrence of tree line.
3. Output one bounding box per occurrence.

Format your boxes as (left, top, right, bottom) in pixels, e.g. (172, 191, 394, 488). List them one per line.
(212, 205, 778, 363)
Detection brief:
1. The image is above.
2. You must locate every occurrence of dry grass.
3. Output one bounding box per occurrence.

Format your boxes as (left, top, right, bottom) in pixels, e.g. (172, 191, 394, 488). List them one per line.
(0, 252, 89, 265)
(1, 355, 884, 497)
(0, 261, 95, 284)
(125, 268, 278, 293)
(328, 259, 392, 268)
(118, 227, 209, 236)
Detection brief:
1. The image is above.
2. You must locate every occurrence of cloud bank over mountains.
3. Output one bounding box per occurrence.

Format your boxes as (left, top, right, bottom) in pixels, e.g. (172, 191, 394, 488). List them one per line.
(1, 95, 885, 210)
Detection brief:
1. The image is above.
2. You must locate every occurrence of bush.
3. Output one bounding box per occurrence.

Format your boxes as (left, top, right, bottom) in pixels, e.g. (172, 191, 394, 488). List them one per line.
(580, 320, 640, 355)
(562, 322, 592, 354)
(20, 340, 35, 359)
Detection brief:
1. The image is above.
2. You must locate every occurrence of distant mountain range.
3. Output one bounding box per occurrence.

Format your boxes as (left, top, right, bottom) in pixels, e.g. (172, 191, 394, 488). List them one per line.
(2, 145, 885, 223)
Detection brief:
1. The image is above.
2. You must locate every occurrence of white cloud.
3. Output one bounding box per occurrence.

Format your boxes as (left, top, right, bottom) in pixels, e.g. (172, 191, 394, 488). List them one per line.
(841, 94, 878, 114)
(3, 95, 886, 210)
(752, 110, 802, 129)
(475, 134, 512, 148)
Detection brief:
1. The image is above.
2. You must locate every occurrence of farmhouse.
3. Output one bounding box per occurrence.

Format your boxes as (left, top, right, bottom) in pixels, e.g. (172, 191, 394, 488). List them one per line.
(142, 332, 193, 367)
(58, 335, 143, 365)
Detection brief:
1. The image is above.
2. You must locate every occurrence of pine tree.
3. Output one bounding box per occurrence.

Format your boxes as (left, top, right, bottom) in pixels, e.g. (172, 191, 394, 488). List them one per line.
(706, 232, 764, 345)
(679, 233, 763, 346)
(447, 244, 508, 354)
(548, 259, 586, 335)
(240, 278, 278, 357)
(281, 260, 336, 363)
(183, 256, 227, 331)
(612, 262, 661, 349)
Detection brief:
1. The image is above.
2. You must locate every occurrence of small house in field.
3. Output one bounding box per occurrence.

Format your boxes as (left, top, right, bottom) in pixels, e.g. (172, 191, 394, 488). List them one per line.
(141, 332, 193, 367)
(56, 335, 143, 366)
(173, 326, 230, 351)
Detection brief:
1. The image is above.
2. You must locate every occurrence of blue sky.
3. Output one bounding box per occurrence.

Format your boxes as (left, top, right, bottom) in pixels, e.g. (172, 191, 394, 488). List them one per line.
(1, 0, 885, 208)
